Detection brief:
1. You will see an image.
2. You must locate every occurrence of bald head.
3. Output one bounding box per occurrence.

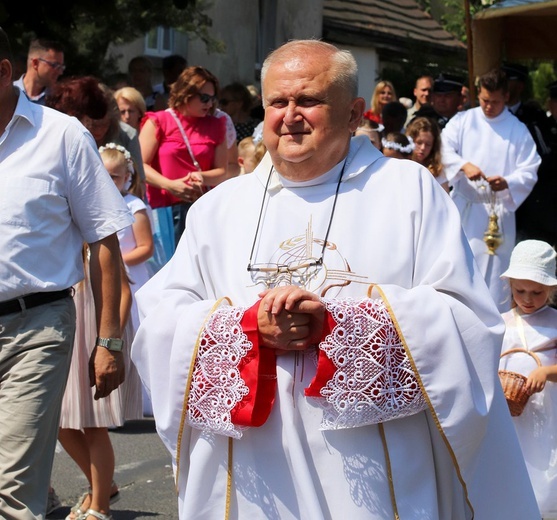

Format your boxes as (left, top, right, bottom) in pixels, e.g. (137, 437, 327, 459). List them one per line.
(261, 40, 358, 105)
(260, 39, 365, 181)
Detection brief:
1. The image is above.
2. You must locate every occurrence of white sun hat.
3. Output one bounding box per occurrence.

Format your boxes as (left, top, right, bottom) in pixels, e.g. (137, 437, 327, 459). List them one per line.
(501, 240, 557, 286)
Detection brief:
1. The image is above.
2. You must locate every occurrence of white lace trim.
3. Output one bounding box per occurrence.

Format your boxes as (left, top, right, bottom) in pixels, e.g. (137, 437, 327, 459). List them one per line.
(187, 306, 251, 439)
(317, 298, 427, 430)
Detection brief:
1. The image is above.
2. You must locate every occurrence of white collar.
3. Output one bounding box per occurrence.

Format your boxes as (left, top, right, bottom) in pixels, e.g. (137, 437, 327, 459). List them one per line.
(0, 89, 34, 144)
(256, 135, 381, 193)
(480, 105, 511, 123)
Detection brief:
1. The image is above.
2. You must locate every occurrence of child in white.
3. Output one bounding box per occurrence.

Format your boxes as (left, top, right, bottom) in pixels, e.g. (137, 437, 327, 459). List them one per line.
(100, 143, 154, 331)
(381, 132, 414, 159)
(499, 239, 557, 519)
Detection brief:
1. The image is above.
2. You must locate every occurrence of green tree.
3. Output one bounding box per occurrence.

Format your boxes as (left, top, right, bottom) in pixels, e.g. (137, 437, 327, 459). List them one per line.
(0, 0, 223, 78)
(532, 62, 557, 106)
(441, 0, 487, 43)
(438, 0, 556, 106)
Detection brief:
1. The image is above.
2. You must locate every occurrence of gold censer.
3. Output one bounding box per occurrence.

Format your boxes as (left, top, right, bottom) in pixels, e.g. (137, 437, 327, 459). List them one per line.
(483, 212, 503, 255)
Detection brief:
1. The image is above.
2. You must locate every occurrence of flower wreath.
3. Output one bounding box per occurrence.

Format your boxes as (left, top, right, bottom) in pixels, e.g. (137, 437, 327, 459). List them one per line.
(381, 136, 415, 154)
(99, 142, 134, 175)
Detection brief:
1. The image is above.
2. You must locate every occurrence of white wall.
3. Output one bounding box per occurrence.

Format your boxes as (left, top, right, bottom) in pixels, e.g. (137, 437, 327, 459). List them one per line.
(339, 44, 379, 111)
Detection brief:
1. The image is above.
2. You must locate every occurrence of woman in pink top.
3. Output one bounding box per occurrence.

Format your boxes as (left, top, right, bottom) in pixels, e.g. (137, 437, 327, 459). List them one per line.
(139, 66, 228, 251)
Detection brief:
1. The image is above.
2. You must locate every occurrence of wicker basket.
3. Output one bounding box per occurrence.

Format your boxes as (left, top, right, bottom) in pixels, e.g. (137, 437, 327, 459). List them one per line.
(499, 348, 541, 417)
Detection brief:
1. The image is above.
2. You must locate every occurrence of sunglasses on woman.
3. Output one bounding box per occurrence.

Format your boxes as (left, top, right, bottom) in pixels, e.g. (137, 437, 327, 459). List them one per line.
(197, 93, 217, 104)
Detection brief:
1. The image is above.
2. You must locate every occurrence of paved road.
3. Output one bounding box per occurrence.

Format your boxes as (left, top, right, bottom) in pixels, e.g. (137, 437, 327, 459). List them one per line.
(48, 419, 178, 519)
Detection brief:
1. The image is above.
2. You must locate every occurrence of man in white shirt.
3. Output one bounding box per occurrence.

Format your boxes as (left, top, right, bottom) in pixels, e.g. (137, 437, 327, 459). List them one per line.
(12, 37, 65, 105)
(0, 28, 133, 519)
(133, 40, 539, 519)
(442, 68, 540, 311)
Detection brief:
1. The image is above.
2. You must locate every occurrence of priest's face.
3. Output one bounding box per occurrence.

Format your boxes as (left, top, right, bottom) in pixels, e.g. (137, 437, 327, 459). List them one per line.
(262, 53, 364, 181)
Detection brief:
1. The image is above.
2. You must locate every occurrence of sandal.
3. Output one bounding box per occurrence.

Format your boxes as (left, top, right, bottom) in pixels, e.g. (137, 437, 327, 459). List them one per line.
(65, 482, 119, 520)
(83, 509, 113, 520)
(65, 491, 89, 520)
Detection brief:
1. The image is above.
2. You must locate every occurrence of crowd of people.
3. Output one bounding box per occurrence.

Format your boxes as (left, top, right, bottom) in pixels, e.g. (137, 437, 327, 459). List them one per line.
(2, 27, 557, 520)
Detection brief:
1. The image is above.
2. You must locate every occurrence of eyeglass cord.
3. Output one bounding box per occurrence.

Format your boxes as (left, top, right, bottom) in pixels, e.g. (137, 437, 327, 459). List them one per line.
(247, 160, 347, 271)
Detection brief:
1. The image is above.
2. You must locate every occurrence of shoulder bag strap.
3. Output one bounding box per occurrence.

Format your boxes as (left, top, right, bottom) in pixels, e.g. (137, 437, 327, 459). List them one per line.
(166, 108, 202, 171)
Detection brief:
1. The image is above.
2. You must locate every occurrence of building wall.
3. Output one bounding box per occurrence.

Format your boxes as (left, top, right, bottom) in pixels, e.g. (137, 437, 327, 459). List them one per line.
(187, 0, 259, 88)
(274, 0, 324, 43)
(338, 44, 379, 110)
(188, 0, 324, 89)
(108, 0, 324, 90)
(108, 30, 189, 86)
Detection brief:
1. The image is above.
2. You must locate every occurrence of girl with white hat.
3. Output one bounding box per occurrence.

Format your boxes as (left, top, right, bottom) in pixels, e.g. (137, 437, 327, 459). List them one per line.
(499, 239, 557, 519)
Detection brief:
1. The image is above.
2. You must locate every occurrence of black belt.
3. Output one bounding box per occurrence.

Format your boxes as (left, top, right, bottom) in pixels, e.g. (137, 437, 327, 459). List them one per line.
(0, 289, 73, 317)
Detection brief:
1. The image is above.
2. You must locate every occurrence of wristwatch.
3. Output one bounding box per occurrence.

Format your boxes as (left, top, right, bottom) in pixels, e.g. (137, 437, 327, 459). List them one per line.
(96, 337, 124, 352)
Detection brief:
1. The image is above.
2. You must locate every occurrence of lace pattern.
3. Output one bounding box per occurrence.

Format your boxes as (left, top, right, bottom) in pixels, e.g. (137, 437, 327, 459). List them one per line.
(187, 306, 251, 439)
(318, 298, 427, 429)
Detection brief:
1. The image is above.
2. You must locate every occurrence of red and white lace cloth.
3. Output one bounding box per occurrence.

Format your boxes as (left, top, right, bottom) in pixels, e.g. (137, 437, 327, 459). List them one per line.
(186, 298, 427, 438)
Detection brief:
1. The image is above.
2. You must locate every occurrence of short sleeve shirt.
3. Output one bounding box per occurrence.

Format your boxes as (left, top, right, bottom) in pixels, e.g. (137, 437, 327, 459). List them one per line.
(0, 92, 133, 300)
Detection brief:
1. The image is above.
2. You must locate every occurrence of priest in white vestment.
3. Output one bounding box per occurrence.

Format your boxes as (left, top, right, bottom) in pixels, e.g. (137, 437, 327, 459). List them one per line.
(132, 41, 540, 519)
(442, 68, 540, 312)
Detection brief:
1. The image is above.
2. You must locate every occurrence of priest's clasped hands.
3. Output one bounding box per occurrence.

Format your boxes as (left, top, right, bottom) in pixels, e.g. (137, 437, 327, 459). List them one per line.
(257, 285, 326, 353)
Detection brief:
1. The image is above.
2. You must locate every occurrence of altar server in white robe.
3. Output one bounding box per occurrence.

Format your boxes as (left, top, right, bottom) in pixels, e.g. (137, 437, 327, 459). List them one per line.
(441, 68, 540, 312)
(132, 40, 540, 520)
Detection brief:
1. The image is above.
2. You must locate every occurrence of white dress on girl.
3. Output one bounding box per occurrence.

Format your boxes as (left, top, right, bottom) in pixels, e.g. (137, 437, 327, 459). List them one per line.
(118, 193, 152, 332)
(119, 193, 155, 416)
(499, 305, 557, 518)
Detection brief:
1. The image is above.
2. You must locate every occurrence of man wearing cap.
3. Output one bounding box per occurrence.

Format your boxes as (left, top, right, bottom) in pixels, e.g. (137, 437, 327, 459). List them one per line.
(412, 73, 464, 130)
(431, 73, 465, 127)
(442, 68, 540, 312)
(0, 28, 133, 518)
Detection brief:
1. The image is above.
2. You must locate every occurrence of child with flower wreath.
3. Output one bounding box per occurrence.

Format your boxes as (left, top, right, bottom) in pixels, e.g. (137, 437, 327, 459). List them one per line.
(101, 143, 156, 417)
(99, 143, 154, 331)
(381, 132, 414, 159)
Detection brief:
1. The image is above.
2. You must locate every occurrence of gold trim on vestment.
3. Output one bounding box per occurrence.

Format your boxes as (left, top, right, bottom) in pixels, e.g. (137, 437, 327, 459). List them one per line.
(226, 437, 233, 520)
(378, 423, 400, 520)
(369, 284, 475, 519)
(175, 296, 233, 493)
